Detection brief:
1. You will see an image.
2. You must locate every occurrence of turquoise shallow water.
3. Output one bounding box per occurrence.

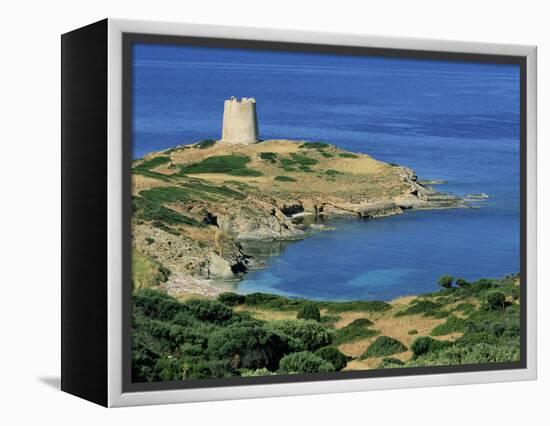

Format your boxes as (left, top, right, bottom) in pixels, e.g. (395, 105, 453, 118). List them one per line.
(132, 44, 520, 301)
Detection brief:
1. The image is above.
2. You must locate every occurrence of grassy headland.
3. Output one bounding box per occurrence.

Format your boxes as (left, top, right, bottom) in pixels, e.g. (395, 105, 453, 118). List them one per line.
(131, 139, 463, 297)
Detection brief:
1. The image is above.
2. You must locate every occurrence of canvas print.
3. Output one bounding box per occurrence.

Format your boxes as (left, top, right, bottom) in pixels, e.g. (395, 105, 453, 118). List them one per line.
(130, 42, 521, 384)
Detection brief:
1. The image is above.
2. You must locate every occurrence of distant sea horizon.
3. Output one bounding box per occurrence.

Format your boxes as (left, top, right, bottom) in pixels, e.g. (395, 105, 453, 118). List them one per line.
(132, 43, 520, 301)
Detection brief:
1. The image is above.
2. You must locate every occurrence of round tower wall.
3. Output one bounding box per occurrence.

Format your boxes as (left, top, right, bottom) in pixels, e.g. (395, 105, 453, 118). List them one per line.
(221, 99, 259, 145)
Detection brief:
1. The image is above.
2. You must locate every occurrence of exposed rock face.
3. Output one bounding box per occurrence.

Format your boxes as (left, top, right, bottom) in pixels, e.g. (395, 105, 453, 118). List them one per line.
(132, 139, 464, 293)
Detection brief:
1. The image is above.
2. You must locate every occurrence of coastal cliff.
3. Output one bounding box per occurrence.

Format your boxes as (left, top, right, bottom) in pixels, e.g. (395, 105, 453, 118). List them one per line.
(131, 139, 463, 297)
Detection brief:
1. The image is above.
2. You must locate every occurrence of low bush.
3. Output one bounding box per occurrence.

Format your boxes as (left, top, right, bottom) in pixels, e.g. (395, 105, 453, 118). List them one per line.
(274, 175, 298, 182)
(278, 351, 335, 374)
(135, 156, 171, 171)
(179, 154, 262, 177)
(437, 275, 454, 289)
(259, 152, 278, 162)
(486, 291, 506, 310)
(271, 320, 334, 351)
(315, 347, 348, 371)
(195, 139, 216, 149)
(321, 300, 391, 313)
(361, 336, 407, 359)
(207, 322, 293, 371)
(297, 304, 321, 322)
(406, 343, 520, 367)
(218, 292, 246, 307)
(338, 153, 359, 158)
(378, 357, 405, 368)
(394, 300, 442, 317)
(300, 142, 330, 150)
(430, 315, 467, 336)
(410, 336, 451, 357)
(185, 299, 235, 324)
(333, 318, 378, 344)
(408, 329, 418, 335)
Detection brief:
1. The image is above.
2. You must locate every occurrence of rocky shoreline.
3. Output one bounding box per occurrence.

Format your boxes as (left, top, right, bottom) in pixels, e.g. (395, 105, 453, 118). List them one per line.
(131, 139, 466, 298)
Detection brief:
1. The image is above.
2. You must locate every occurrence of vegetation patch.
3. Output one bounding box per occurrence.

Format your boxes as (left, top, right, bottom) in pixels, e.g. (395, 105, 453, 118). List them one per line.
(300, 142, 330, 150)
(430, 315, 467, 336)
(132, 195, 203, 228)
(290, 152, 319, 166)
(361, 336, 407, 359)
(378, 357, 405, 368)
(132, 250, 171, 291)
(321, 300, 391, 314)
(333, 318, 378, 344)
(274, 175, 298, 182)
(179, 154, 262, 177)
(297, 305, 321, 322)
(195, 139, 216, 149)
(259, 152, 278, 163)
(314, 347, 348, 370)
(325, 169, 343, 176)
(135, 156, 171, 171)
(278, 351, 335, 374)
(338, 153, 359, 159)
(394, 300, 443, 317)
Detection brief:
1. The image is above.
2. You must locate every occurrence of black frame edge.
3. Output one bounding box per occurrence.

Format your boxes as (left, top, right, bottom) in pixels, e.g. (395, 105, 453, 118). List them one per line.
(61, 18, 109, 407)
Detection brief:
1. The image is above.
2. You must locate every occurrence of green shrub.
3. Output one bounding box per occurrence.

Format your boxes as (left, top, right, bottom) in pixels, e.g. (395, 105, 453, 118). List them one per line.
(455, 278, 470, 288)
(240, 368, 275, 377)
(278, 351, 335, 374)
(274, 175, 298, 182)
(378, 357, 405, 368)
(438, 275, 454, 289)
(430, 315, 467, 336)
(361, 336, 407, 359)
(394, 300, 442, 317)
(410, 336, 451, 357)
(321, 152, 334, 158)
(321, 300, 391, 313)
(338, 153, 359, 158)
(208, 322, 293, 371)
(320, 315, 341, 326)
(290, 152, 319, 166)
(325, 169, 343, 176)
(297, 305, 321, 322)
(300, 142, 330, 149)
(185, 299, 235, 324)
(333, 318, 378, 344)
(271, 320, 334, 351)
(315, 347, 348, 371)
(408, 329, 418, 335)
(195, 139, 216, 149)
(218, 292, 246, 307)
(486, 291, 506, 310)
(406, 343, 520, 367)
(259, 152, 278, 162)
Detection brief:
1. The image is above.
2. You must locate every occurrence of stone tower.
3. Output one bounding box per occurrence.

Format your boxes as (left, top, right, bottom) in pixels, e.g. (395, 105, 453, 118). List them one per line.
(221, 97, 259, 145)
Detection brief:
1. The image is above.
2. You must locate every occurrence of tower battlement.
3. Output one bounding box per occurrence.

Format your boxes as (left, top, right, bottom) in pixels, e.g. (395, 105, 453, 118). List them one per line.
(221, 96, 259, 145)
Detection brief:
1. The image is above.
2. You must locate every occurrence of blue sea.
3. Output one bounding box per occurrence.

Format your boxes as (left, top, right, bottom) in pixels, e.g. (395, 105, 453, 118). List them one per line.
(133, 43, 520, 301)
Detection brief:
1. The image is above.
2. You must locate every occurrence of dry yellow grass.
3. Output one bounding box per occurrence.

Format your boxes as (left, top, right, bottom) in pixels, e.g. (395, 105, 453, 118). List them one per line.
(233, 306, 298, 322)
(131, 174, 166, 194)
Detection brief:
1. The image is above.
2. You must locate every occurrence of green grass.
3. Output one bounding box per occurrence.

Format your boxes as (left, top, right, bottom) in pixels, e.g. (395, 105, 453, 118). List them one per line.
(338, 153, 359, 159)
(139, 187, 192, 204)
(274, 175, 298, 182)
(135, 156, 171, 170)
(333, 318, 379, 344)
(321, 152, 334, 158)
(179, 154, 262, 177)
(132, 196, 203, 228)
(361, 336, 407, 359)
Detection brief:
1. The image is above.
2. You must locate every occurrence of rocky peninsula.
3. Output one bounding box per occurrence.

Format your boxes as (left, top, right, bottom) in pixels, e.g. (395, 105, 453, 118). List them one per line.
(131, 139, 464, 297)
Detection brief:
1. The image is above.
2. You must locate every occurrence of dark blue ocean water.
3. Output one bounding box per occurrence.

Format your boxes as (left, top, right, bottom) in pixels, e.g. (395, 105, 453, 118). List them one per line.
(133, 44, 520, 301)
